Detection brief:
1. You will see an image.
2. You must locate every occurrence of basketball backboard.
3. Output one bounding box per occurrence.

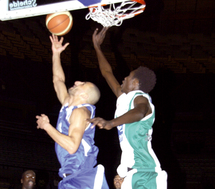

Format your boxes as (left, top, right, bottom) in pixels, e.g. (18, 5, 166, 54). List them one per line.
(0, 0, 123, 21)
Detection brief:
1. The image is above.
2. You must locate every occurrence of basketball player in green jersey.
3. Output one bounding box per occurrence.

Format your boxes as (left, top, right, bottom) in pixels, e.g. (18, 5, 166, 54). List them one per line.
(88, 27, 168, 189)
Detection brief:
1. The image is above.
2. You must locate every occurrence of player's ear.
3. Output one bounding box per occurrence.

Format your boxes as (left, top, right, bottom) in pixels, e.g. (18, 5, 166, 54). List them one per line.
(133, 78, 139, 89)
(21, 179, 23, 184)
(80, 92, 88, 100)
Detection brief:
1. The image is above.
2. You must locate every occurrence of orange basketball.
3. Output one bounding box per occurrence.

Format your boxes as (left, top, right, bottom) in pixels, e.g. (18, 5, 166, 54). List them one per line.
(46, 11, 73, 36)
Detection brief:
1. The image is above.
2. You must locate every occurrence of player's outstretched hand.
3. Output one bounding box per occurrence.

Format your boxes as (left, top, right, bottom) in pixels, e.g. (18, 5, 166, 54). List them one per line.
(36, 114, 50, 130)
(92, 27, 109, 50)
(87, 117, 113, 130)
(50, 34, 69, 54)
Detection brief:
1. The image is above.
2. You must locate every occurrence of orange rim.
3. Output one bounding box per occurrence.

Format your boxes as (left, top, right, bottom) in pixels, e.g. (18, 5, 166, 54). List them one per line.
(132, 0, 146, 5)
(88, 0, 146, 17)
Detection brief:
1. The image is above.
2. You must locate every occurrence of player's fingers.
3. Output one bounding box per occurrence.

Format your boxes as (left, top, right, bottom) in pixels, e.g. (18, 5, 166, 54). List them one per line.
(86, 118, 93, 123)
(100, 27, 106, 36)
(91, 120, 98, 125)
(49, 36, 53, 43)
(92, 29, 99, 40)
(104, 27, 109, 34)
(86, 118, 96, 128)
(101, 27, 109, 36)
(103, 26, 109, 32)
(60, 36, 64, 42)
(93, 28, 99, 36)
(100, 122, 106, 128)
(88, 117, 100, 122)
(92, 120, 102, 127)
(52, 34, 56, 41)
(63, 42, 70, 49)
(98, 123, 105, 129)
(54, 34, 58, 40)
(89, 120, 102, 129)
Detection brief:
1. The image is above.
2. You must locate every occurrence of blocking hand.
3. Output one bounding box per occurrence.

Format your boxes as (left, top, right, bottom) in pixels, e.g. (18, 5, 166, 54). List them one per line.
(92, 27, 109, 49)
(87, 117, 113, 130)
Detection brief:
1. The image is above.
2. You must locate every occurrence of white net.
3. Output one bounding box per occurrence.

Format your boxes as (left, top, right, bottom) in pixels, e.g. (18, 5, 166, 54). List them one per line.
(85, 0, 146, 27)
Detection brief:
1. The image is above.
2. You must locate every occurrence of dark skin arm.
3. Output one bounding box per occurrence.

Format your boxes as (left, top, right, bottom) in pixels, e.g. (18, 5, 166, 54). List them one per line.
(88, 95, 152, 130)
(93, 27, 122, 97)
(90, 28, 152, 129)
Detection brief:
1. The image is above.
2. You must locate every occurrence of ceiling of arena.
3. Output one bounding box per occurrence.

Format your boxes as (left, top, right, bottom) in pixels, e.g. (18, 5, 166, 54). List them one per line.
(0, 0, 215, 73)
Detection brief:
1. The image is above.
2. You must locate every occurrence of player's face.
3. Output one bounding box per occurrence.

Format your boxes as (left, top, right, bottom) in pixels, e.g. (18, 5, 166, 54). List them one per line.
(121, 71, 137, 93)
(114, 175, 124, 189)
(68, 81, 88, 96)
(21, 171, 36, 189)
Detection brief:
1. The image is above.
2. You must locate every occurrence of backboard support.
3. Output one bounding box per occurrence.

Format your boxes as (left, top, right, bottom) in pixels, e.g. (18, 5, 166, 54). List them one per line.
(0, 0, 123, 21)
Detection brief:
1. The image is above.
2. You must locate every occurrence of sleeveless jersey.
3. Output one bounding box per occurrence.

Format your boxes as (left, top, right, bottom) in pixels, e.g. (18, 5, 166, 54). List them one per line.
(55, 103, 98, 178)
(115, 90, 162, 177)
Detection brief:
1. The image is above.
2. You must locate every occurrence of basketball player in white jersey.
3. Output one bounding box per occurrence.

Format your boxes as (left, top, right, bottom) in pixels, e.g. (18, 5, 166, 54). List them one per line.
(88, 27, 168, 189)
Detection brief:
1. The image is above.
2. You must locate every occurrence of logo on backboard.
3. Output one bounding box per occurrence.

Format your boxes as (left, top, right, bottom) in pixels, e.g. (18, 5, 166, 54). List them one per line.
(9, 0, 37, 11)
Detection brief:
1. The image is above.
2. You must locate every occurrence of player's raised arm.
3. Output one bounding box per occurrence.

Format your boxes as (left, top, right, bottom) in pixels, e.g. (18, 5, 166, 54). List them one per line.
(93, 27, 122, 97)
(50, 34, 70, 105)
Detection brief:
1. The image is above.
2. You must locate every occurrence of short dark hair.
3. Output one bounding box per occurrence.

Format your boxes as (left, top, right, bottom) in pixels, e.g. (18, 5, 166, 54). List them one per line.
(133, 66, 156, 93)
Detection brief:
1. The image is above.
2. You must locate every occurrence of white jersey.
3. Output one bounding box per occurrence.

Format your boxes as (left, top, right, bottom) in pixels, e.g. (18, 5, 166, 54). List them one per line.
(115, 90, 167, 189)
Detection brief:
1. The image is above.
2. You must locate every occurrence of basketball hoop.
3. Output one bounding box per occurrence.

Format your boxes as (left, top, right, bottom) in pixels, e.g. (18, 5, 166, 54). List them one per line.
(85, 0, 146, 27)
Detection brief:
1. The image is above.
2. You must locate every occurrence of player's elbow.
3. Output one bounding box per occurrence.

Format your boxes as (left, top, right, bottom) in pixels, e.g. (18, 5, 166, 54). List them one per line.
(67, 149, 76, 155)
(53, 75, 65, 84)
(134, 104, 150, 120)
(67, 147, 78, 154)
(66, 143, 79, 154)
(133, 110, 146, 121)
(101, 70, 108, 78)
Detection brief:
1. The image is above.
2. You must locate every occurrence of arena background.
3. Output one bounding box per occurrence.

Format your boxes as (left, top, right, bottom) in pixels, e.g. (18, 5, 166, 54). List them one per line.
(0, 0, 215, 188)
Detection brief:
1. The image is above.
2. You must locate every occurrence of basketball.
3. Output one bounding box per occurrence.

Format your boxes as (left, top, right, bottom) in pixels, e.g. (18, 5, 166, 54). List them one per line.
(46, 11, 73, 36)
